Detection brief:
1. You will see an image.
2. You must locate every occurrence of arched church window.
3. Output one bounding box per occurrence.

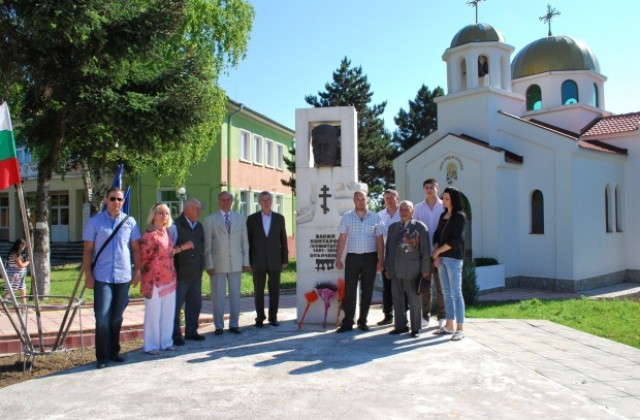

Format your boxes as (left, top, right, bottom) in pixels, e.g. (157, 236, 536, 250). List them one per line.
(562, 80, 579, 105)
(478, 55, 489, 77)
(592, 83, 599, 107)
(459, 58, 467, 90)
(605, 185, 612, 232)
(526, 85, 542, 110)
(531, 190, 544, 234)
(615, 185, 622, 232)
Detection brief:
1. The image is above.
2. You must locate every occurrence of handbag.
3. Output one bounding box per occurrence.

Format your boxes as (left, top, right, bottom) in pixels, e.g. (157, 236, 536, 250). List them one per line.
(91, 215, 130, 273)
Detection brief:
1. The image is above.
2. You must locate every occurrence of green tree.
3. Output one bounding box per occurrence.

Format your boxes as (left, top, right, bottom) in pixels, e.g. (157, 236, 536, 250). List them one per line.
(392, 84, 444, 154)
(0, 0, 254, 294)
(305, 57, 394, 199)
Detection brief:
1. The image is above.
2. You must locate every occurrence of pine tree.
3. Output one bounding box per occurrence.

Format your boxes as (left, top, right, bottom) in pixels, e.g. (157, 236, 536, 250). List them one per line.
(393, 84, 444, 153)
(305, 57, 394, 199)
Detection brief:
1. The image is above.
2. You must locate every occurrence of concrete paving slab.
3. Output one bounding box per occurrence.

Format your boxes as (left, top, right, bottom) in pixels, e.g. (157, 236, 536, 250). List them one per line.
(2, 308, 638, 419)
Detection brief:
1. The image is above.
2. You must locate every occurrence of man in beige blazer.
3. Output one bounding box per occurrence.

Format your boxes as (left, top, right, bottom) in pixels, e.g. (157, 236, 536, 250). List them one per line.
(204, 191, 250, 335)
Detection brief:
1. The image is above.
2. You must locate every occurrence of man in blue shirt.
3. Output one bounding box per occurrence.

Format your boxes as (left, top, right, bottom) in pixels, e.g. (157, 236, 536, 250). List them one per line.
(83, 187, 141, 369)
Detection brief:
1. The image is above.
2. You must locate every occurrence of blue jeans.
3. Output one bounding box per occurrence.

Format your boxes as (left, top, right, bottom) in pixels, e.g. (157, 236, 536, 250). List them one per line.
(438, 257, 465, 324)
(94, 280, 130, 362)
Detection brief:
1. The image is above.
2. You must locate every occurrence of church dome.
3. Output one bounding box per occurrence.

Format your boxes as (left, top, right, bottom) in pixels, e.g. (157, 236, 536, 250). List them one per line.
(511, 35, 600, 79)
(449, 23, 505, 48)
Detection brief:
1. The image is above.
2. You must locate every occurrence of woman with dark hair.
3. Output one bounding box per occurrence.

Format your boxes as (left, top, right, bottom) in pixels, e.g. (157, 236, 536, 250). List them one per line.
(3, 239, 30, 305)
(431, 187, 467, 341)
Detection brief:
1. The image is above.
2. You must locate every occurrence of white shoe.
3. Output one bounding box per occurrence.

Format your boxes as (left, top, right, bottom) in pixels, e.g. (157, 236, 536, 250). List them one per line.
(438, 319, 446, 329)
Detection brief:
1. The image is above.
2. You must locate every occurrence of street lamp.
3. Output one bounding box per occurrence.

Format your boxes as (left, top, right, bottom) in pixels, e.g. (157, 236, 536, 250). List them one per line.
(177, 187, 186, 214)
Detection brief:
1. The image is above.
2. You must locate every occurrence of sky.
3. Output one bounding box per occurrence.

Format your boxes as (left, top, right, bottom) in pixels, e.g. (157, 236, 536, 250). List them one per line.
(219, 0, 640, 132)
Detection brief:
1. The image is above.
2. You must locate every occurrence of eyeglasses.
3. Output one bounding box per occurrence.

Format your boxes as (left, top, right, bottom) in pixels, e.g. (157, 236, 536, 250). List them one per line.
(109, 197, 124, 202)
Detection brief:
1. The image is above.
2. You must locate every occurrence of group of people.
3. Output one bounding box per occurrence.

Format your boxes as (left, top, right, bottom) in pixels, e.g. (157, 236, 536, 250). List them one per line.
(336, 180, 467, 341)
(81, 180, 465, 369)
(82, 188, 288, 369)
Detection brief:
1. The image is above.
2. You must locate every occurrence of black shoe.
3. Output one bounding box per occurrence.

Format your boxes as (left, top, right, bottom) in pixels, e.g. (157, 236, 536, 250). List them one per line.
(173, 337, 185, 346)
(357, 322, 370, 332)
(110, 355, 126, 363)
(388, 327, 410, 335)
(96, 360, 108, 369)
(376, 316, 393, 326)
(410, 330, 420, 338)
(270, 320, 280, 327)
(255, 320, 264, 328)
(214, 329, 223, 336)
(229, 327, 242, 334)
(185, 334, 205, 341)
(335, 325, 353, 333)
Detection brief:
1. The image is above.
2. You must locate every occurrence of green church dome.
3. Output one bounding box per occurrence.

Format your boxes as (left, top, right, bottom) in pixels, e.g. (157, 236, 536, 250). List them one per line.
(511, 35, 600, 79)
(450, 23, 505, 48)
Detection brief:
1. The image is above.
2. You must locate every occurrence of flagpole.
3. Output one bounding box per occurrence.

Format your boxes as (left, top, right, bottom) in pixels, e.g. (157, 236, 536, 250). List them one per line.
(15, 182, 45, 352)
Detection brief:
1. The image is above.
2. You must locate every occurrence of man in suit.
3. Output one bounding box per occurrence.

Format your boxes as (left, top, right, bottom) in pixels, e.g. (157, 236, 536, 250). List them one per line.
(171, 198, 205, 345)
(246, 191, 289, 327)
(384, 200, 431, 338)
(204, 191, 250, 335)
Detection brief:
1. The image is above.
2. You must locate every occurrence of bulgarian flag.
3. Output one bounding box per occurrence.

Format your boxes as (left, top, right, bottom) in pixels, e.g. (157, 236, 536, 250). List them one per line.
(0, 102, 22, 191)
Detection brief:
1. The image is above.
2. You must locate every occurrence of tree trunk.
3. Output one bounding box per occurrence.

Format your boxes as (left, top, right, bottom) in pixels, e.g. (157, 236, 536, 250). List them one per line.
(34, 162, 53, 297)
(33, 115, 66, 297)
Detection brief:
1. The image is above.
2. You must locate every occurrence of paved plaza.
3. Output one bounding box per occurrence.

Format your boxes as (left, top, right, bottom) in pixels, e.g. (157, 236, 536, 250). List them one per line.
(1, 285, 640, 419)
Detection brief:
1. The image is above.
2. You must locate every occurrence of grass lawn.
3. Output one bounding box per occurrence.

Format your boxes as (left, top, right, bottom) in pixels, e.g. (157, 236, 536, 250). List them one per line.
(40, 260, 298, 302)
(467, 297, 640, 349)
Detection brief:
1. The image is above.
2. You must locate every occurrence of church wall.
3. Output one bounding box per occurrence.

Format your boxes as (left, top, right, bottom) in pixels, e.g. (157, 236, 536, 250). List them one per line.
(572, 154, 626, 279)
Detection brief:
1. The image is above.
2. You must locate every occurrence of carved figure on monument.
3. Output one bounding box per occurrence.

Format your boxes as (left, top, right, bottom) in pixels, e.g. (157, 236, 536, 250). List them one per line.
(296, 183, 317, 225)
(311, 124, 339, 167)
(334, 181, 368, 215)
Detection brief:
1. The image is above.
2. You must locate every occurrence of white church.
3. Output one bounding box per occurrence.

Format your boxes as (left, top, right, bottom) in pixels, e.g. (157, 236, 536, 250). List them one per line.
(393, 22, 640, 292)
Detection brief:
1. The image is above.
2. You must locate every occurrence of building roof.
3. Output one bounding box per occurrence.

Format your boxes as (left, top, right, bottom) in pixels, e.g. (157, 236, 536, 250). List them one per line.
(581, 112, 640, 138)
(511, 35, 600, 79)
(449, 23, 505, 48)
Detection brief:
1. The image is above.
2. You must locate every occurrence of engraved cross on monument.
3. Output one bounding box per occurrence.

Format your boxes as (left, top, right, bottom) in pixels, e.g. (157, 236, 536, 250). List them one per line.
(295, 106, 367, 325)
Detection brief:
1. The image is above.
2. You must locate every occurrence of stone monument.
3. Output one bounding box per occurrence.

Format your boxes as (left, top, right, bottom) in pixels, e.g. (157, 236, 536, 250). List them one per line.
(295, 107, 366, 325)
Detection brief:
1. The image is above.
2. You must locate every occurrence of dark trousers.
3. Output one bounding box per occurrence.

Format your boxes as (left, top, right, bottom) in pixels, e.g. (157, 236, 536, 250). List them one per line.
(341, 252, 377, 327)
(420, 262, 445, 320)
(392, 276, 422, 332)
(93, 280, 130, 362)
(253, 269, 281, 322)
(381, 269, 393, 317)
(173, 279, 202, 339)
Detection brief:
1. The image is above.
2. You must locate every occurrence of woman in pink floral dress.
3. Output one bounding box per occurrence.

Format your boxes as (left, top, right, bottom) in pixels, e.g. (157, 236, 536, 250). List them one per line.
(140, 204, 193, 355)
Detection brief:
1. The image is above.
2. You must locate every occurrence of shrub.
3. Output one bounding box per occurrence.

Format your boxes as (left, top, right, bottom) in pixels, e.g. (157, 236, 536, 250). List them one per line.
(462, 258, 479, 305)
(474, 257, 498, 267)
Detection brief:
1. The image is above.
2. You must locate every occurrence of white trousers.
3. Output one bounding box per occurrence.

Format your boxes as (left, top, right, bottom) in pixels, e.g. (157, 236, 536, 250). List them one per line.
(144, 287, 176, 352)
(210, 272, 241, 329)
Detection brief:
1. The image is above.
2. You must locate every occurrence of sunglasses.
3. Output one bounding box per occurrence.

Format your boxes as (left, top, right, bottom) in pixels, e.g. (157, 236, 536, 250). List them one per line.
(109, 197, 124, 202)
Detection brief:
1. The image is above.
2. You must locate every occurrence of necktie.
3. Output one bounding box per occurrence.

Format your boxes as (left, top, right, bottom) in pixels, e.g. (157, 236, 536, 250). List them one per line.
(225, 213, 231, 233)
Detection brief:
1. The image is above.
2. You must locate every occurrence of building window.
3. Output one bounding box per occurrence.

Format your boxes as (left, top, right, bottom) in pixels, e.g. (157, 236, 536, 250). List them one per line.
(276, 144, 285, 170)
(0, 196, 9, 228)
(561, 80, 578, 105)
(265, 139, 274, 168)
(531, 190, 544, 234)
(592, 83, 599, 107)
(605, 185, 612, 232)
(275, 194, 284, 214)
(526, 84, 542, 110)
(158, 189, 181, 218)
(240, 130, 251, 162)
(615, 185, 622, 232)
(253, 135, 263, 165)
(252, 192, 261, 213)
(239, 190, 249, 216)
